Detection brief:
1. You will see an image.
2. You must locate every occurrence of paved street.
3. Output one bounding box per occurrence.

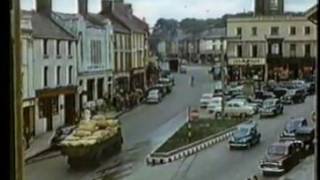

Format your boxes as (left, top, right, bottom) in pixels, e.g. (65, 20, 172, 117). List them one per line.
(25, 65, 316, 180)
(25, 65, 212, 180)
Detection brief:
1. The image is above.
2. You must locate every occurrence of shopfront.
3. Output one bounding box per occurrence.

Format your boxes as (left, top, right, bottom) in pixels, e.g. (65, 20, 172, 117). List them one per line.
(131, 68, 146, 91)
(267, 57, 315, 81)
(227, 58, 266, 82)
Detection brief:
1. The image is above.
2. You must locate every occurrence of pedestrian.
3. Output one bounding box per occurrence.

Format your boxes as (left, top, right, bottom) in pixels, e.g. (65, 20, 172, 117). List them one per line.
(189, 75, 194, 87)
(24, 127, 31, 149)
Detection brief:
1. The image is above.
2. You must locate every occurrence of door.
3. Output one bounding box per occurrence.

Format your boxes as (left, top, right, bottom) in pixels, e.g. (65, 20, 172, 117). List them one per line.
(39, 97, 53, 131)
(65, 94, 75, 125)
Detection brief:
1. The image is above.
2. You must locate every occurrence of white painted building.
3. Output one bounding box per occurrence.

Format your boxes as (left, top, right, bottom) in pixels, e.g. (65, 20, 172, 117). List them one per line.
(22, 0, 78, 135)
(51, 0, 115, 113)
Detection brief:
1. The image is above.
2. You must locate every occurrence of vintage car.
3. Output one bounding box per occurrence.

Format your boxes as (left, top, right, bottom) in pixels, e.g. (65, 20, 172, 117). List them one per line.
(280, 126, 315, 157)
(254, 90, 276, 101)
(211, 100, 255, 118)
(146, 89, 162, 104)
(179, 66, 187, 74)
(260, 141, 302, 176)
(259, 98, 284, 118)
(282, 88, 306, 104)
(232, 95, 262, 112)
(200, 93, 215, 108)
(229, 122, 261, 150)
(160, 70, 175, 85)
(280, 117, 308, 138)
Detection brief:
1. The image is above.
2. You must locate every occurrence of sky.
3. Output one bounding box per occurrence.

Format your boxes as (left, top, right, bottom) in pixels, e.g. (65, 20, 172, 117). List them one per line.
(21, 0, 317, 27)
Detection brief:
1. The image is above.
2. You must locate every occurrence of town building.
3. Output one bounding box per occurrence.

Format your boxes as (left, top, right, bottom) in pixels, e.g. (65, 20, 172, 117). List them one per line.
(226, 0, 317, 82)
(100, 0, 149, 92)
(21, 12, 36, 138)
(50, 0, 114, 113)
(22, 0, 78, 135)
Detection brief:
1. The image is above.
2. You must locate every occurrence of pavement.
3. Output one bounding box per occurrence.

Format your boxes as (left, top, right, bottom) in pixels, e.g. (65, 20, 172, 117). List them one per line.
(24, 65, 316, 180)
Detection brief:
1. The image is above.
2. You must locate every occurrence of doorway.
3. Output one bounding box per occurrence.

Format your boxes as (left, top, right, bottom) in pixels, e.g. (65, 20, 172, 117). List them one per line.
(65, 94, 75, 125)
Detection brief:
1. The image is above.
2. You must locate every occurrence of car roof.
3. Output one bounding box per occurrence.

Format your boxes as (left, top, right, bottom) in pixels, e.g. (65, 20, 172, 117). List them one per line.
(202, 93, 213, 97)
(271, 141, 292, 147)
(264, 98, 278, 102)
(238, 122, 257, 129)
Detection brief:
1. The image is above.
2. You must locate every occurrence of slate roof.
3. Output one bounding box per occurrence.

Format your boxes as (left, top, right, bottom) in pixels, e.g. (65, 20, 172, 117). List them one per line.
(22, 10, 76, 40)
(199, 28, 226, 39)
(104, 3, 148, 34)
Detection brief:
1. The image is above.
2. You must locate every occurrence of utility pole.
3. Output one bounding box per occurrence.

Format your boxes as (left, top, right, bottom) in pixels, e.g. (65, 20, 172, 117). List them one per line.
(11, 0, 24, 179)
(220, 37, 225, 117)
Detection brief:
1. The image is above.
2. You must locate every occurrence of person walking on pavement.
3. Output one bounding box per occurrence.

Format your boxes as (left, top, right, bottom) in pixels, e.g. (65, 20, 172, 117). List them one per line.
(189, 75, 194, 87)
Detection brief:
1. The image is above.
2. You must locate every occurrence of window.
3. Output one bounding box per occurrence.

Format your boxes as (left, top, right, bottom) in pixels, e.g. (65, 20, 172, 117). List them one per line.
(68, 66, 73, 84)
(290, 44, 296, 57)
(236, 27, 242, 36)
(305, 44, 311, 57)
(305, 26, 311, 35)
(52, 96, 59, 115)
(90, 40, 102, 65)
(290, 27, 296, 35)
(43, 39, 48, 57)
(252, 27, 257, 36)
(68, 41, 72, 57)
(271, 27, 279, 35)
(56, 66, 61, 85)
(270, 0, 279, 10)
(237, 45, 242, 57)
(56, 40, 61, 58)
(43, 66, 48, 87)
(252, 45, 258, 57)
(271, 43, 279, 55)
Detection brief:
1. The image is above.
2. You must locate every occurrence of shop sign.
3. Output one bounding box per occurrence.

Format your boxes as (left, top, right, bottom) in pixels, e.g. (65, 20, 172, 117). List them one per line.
(228, 58, 266, 66)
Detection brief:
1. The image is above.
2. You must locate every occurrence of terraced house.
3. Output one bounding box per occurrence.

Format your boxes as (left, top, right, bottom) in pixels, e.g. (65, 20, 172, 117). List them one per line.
(50, 0, 114, 112)
(22, 0, 78, 136)
(100, 0, 149, 92)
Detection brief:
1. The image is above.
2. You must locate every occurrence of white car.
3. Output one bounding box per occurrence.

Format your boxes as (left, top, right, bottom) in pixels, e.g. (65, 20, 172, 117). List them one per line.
(200, 93, 214, 108)
(207, 99, 255, 118)
(207, 97, 222, 113)
(146, 89, 162, 104)
(231, 98, 259, 113)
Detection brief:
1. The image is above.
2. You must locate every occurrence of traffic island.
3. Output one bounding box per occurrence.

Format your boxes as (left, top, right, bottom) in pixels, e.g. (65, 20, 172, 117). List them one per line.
(146, 118, 249, 166)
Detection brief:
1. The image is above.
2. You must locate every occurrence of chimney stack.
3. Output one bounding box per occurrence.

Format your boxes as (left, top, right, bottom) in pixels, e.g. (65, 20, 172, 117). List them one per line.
(101, 0, 114, 15)
(36, 0, 52, 14)
(78, 0, 89, 16)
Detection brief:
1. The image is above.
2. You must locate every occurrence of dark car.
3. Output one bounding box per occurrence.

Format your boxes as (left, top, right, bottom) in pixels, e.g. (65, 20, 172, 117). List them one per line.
(50, 125, 76, 149)
(280, 126, 315, 157)
(255, 90, 276, 101)
(161, 70, 175, 85)
(179, 66, 187, 74)
(259, 98, 284, 118)
(280, 117, 308, 138)
(229, 122, 261, 150)
(260, 141, 302, 176)
(272, 88, 288, 100)
(282, 88, 306, 104)
(306, 82, 315, 95)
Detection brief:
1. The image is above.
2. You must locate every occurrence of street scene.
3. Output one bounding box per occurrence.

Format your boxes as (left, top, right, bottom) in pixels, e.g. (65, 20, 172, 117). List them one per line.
(13, 0, 318, 180)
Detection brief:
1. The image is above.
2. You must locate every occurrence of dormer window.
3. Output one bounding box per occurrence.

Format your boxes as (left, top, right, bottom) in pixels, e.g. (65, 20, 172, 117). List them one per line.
(270, 0, 279, 10)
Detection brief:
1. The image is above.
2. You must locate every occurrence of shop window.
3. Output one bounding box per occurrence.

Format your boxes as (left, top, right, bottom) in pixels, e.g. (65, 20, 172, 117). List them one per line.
(271, 43, 279, 55)
(38, 100, 45, 118)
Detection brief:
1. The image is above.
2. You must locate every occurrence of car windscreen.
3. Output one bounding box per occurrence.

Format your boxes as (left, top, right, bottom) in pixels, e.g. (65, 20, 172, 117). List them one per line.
(267, 145, 287, 155)
(263, 100, 275, 107)
(285, 121, 300, 132)
(234, 127, 250, 136)
(148, 90, 158, 96)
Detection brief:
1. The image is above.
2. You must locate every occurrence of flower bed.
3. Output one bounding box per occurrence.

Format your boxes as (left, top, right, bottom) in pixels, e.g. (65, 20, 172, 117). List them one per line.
(155, 118, 247, 153)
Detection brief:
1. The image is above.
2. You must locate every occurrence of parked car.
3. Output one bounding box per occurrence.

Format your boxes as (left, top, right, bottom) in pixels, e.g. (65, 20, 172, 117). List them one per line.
(260, 141, 302, 176)
(272, 87, 288, 100)
(146, 89, 162, 104)
(255, 90, 276, 101)
(158, 78, 173, 93)
(232, 95, 262, 112)
(306, 82, 315, 95)
(50, 125, 77, 149)
(259, 98, 284, 118)
(207, 97, 222, 114)
(223, 100, 255, 118)
(280, 117, 308, 138)
(228, 85, 244, 97)
(161, 70, 175, 85)
(282, 88, 306, 104)
(229, 122, 261, 150)
(200, 93, 214, 108)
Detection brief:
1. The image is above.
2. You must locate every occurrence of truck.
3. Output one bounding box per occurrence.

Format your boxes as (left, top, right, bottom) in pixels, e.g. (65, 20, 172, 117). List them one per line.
(58, 119, 123, 168)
